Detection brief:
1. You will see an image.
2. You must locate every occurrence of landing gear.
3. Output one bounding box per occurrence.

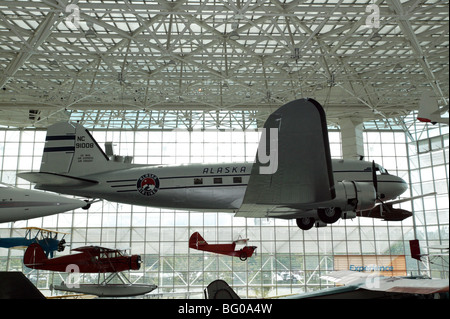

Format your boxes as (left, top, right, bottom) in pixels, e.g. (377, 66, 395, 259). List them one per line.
(317, 207, 342, 224)
(82, 200, 91, 210)
(239, 252, 248, 261)
(296, 217, 315, 231)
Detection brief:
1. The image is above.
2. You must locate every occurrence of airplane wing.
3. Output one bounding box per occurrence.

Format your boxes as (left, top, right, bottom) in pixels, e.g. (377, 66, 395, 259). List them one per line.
(383, 192, 436, 206)
(22, 226, 69, 235)
(18, 171, 97, 187)
(71, 246, 115, 253)
(236, 98, 335, 218)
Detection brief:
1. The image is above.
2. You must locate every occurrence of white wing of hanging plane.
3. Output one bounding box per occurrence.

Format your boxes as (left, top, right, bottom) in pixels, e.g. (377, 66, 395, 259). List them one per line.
(316, 270, 449, 297)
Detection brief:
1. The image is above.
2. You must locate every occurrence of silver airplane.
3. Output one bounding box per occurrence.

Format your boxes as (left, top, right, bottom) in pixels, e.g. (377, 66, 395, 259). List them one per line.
(0, 182, 88, 223)
(19, 98, 411, 230)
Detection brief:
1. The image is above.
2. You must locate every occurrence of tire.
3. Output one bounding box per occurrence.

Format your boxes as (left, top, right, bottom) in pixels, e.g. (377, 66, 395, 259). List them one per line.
(317, 207, 342, 224)
(296, 217, 315, 230)
(239, 252, 248, 261)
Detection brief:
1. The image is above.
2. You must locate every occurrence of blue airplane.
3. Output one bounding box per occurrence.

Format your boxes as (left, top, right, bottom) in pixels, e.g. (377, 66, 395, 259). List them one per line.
(0, 227, 67, 257)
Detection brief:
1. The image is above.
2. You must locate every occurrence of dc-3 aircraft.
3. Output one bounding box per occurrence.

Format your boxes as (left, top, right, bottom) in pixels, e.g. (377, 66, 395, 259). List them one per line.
(0, 227, 67, 257)
(189, 231, 257, 261)
(20, 98, 416, 230)
(0, 182, 89, 223)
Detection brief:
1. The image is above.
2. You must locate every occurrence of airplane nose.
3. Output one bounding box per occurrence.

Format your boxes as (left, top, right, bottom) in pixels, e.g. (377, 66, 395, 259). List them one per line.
(397, 176, 408, 196)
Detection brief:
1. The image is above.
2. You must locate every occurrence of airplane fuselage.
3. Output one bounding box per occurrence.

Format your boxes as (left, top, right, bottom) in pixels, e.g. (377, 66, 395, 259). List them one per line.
(0, 184, 87, 223)
(39, 159, 407, 213)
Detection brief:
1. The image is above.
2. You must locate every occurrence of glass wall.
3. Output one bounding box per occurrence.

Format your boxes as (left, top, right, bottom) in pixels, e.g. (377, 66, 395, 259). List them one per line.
(0, 120, 448, 298)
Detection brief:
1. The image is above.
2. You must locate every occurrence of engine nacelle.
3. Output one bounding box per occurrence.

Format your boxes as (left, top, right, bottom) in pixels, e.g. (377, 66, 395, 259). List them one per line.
(333, 181, 376, 212)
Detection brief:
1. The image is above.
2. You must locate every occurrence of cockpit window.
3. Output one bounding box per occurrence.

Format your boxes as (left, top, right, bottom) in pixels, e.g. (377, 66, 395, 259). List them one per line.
(376, 165, 389, 175)
(366, 165, 389, 175)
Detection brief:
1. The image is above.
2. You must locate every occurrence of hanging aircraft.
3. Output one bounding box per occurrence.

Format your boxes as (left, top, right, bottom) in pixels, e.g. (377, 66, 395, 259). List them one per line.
(417, 93, 449, 125)
(0, 182, 90, 223)
(0, 227, 67, 257)
(24, 243, 141, 272)
(19, 98, 414, 230)
(24, 243, 156, 297)
(189, 231, 257, 261)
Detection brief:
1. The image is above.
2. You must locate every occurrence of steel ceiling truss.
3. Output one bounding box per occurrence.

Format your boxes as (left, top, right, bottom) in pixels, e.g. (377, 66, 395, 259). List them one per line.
(0, 0, 448, 128)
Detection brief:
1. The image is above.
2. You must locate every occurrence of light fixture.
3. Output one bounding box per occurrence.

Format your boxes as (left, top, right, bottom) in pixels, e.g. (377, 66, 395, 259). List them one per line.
(370, 32, 381, 42)
(229, 30, 240, 40)
(49, 60, 59, 68)
(85, 28, 97, 38)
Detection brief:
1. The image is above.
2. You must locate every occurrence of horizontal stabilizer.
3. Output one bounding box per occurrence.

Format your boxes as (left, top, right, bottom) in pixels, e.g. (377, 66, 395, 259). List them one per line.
(18, 172, 97, 187)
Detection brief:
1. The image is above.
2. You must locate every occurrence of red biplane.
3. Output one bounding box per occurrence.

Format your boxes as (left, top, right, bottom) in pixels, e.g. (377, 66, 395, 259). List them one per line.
(189, 232, 257, 261)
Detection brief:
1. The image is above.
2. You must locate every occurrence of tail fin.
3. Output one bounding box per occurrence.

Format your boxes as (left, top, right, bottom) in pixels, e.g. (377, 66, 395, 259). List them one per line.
(24, 243, 48, 269)
(40, 122, 109, 175)
(409, 239, 422, 261)
(189, 232, 207, 249)
(418, 93, 439, 123)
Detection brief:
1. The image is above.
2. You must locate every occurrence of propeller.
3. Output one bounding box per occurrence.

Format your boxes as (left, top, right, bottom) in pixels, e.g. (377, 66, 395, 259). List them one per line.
(372, 160, 378, 195)
(57, 238, 67, 252)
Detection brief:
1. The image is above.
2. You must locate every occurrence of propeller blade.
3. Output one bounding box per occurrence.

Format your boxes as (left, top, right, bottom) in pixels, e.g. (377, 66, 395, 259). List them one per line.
(372, 160, 378, 195)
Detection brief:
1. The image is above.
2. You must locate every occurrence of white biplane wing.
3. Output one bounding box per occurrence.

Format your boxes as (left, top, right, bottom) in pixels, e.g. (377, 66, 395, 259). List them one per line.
(236, 98, 335, 218)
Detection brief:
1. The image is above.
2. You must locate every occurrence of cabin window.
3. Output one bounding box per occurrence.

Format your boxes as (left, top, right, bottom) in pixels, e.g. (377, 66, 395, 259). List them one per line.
(214, 178, 222, 184)
(194, 178, 203, 185)
(233, 177, 242, 183)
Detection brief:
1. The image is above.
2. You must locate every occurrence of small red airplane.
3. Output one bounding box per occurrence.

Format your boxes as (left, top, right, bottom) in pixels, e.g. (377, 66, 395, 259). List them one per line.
(24, 243, 141, 273)
(189, 232, 257, 261)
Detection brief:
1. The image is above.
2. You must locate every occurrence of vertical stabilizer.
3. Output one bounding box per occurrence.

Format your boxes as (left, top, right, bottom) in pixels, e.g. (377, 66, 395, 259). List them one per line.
(418, 93, 439, 123)
(23, 243, 48, 269)
(189, 232, 207, 248)
(409, 239, 422, 261)
(40, 122, 109, 176)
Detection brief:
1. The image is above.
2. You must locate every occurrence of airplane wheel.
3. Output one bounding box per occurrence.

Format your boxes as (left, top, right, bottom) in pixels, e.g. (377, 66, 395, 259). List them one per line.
(239, 252, 247, 261)
(317, 207, 341, 224)
(82, 200, 91, 210)
(296, 217, 314, 230)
